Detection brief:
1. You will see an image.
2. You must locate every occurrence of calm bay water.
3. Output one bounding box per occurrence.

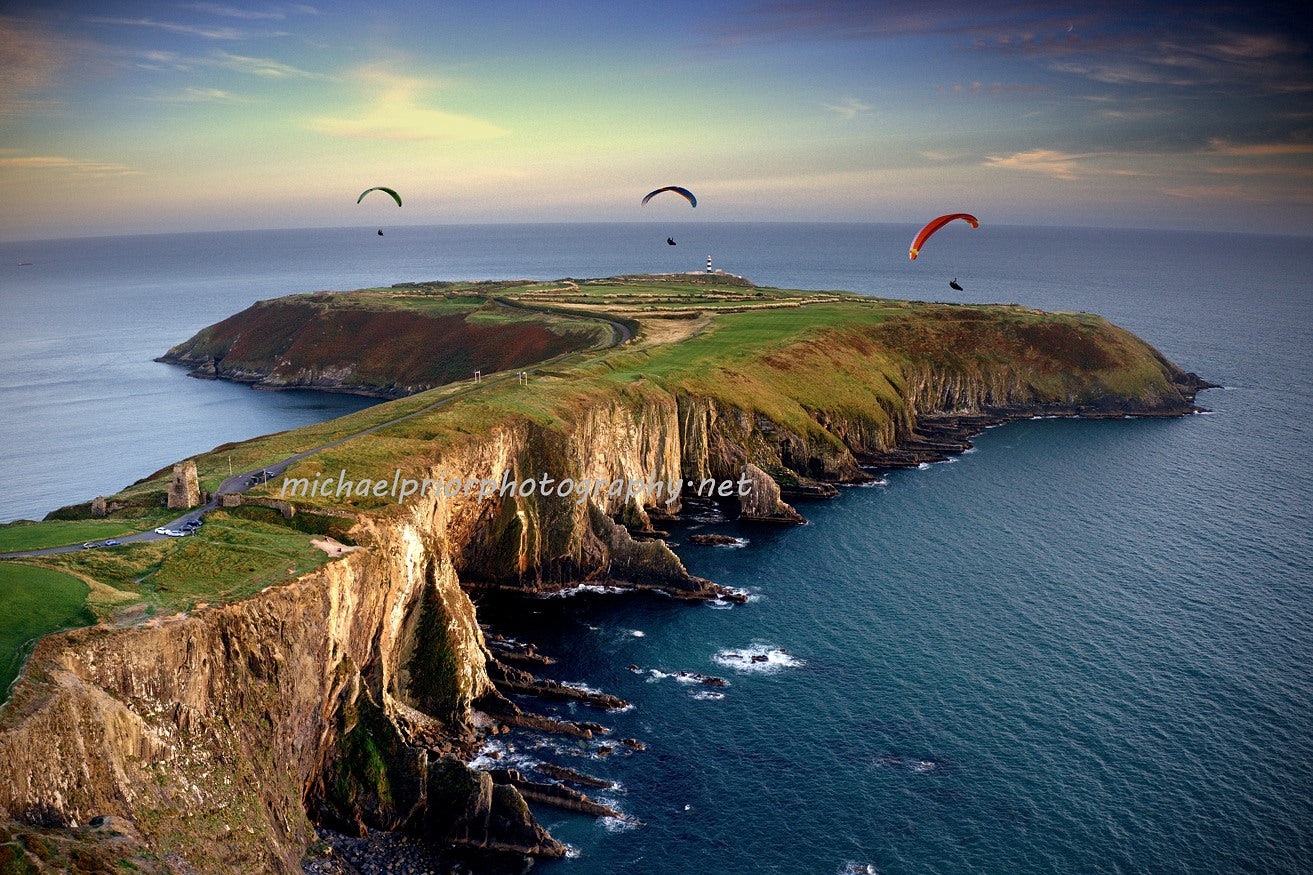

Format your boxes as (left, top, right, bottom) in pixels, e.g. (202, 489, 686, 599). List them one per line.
(2, 223, 1310, 872)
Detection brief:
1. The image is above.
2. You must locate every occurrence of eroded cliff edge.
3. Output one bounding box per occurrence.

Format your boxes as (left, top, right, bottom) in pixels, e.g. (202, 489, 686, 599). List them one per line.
(0, 286, 1212, 872)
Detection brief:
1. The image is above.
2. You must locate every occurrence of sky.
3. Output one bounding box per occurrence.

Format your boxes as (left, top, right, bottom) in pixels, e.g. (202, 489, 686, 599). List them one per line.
(2, 1, 1312, 239)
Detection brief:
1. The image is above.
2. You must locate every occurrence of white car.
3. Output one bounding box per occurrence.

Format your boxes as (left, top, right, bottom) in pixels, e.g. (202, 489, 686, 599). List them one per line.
(154, 527, 170, 535)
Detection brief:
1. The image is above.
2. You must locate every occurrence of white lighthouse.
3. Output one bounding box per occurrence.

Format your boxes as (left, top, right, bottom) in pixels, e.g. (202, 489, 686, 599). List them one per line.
(706, 255, 713, 274)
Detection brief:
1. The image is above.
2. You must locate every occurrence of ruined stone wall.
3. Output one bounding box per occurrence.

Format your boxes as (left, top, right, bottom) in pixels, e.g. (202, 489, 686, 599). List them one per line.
(166, 460, 201, 510)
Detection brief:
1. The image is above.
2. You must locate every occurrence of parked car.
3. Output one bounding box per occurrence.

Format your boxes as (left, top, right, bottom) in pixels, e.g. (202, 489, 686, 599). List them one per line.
(82, 542, 101, 549)
(154, 527, 170, 535)
(103, 539, 122, 547)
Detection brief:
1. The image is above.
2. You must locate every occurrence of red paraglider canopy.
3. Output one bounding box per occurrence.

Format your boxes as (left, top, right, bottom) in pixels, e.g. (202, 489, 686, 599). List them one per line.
(909, 213, 978, 260)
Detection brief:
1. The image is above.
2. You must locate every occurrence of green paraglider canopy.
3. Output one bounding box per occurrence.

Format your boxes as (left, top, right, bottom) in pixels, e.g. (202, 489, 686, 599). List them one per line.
(357, 186, 402, 207)
(641, 186, 696, 207)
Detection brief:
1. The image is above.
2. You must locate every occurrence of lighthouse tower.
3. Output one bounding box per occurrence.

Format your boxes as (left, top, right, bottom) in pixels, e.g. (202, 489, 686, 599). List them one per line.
(706, 255, 713, 274)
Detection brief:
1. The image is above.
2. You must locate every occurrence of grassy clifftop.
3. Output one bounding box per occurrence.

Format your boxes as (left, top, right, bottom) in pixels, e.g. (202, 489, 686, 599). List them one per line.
(157, 282, 613, 398)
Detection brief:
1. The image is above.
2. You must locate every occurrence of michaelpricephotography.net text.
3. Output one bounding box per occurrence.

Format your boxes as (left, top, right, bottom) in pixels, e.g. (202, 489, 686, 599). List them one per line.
(280, 468, 755, 506)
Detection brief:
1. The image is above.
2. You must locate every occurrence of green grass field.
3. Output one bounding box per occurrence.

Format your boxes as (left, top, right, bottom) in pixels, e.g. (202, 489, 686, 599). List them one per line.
(0, 510, 340, 703)
(0, 514, 171, 554)
(0, 564, 94, 699)
(36, 510, 333, 613)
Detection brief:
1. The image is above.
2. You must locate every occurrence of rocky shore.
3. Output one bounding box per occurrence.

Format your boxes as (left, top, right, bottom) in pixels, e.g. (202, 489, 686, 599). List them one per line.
(304, 826, 536, 875)
(854, 378, 1216, 469)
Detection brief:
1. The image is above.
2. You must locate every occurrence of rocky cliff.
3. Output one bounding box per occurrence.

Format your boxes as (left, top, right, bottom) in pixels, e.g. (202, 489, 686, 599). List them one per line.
(0, 290, 1212, 872)
(0, 510, 558, 872)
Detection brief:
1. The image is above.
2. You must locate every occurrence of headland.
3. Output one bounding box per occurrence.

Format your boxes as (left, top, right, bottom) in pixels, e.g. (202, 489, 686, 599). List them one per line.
(0, 273, 1212, 872)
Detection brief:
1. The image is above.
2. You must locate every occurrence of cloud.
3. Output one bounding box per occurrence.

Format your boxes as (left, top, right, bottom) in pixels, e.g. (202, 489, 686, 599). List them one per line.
(209, 50, 324, 77)
(0, 154, 139, 176)
(920, 149, 970, 162)
(1204, 138, 1313, 157)
(1047, 59, 1199, 87)
(308, 68, 507, 142)
(122, 48, 325, 78)
(83, 16, 250, 40)
(144, 86, 249, 103)
(0, 17, 69, 118)
(981, 137, 1313, 206)
(820, 97, 870, 118)
(983, 148, 1091, 179)
(1202, 164, 1313, 178)
(948, 81, 1048, 96)
(1156, 182, 1313, 202)
(1041, 26, 1313, 94)
(715, 3, 1313, 105)
(1193, 138, 1313, 195)
(712, 1, 1079, 45)
(1098, 107, 1170, 121)
(950, 9, 1313, 98)
(1203, 31, 1300, 62)
(179, 3, 287, 20)
(133, 49, 193, 72)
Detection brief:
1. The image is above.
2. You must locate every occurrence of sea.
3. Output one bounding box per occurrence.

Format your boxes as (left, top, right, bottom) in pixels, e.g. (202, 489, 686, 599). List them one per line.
(1, 223, 1310, 873)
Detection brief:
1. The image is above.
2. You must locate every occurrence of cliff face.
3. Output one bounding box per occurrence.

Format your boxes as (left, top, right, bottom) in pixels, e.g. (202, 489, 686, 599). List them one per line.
(0, 321, 1210, 871)
(0, 511, 555, 872)
(870, 310, 1210, 417)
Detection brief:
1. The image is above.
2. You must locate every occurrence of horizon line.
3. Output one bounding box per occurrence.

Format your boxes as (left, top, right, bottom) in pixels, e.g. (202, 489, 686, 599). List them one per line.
(4, 219, 1308, 246)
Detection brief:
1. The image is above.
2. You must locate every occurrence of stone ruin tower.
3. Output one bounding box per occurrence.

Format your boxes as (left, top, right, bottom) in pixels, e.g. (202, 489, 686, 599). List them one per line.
(167, 460, 201, 510)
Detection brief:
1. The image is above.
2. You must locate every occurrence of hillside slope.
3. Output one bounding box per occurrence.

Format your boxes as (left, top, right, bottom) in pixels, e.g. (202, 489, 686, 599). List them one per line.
(157, 283, 612, 398)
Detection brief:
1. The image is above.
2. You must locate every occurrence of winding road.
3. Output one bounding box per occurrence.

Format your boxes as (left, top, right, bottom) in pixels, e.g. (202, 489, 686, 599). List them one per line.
(1, 306, 632, 560)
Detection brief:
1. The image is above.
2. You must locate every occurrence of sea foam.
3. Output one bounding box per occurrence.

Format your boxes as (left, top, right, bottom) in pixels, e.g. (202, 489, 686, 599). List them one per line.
(712, 644, 804, 674)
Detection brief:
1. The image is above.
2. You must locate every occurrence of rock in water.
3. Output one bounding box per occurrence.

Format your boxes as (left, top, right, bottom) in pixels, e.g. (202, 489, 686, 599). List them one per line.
(690, 533, 740, 545)
(737, 464, 805, 524)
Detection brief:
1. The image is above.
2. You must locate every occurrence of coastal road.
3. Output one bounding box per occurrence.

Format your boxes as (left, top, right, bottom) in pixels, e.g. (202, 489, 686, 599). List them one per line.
(0, 305, 633, 560)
